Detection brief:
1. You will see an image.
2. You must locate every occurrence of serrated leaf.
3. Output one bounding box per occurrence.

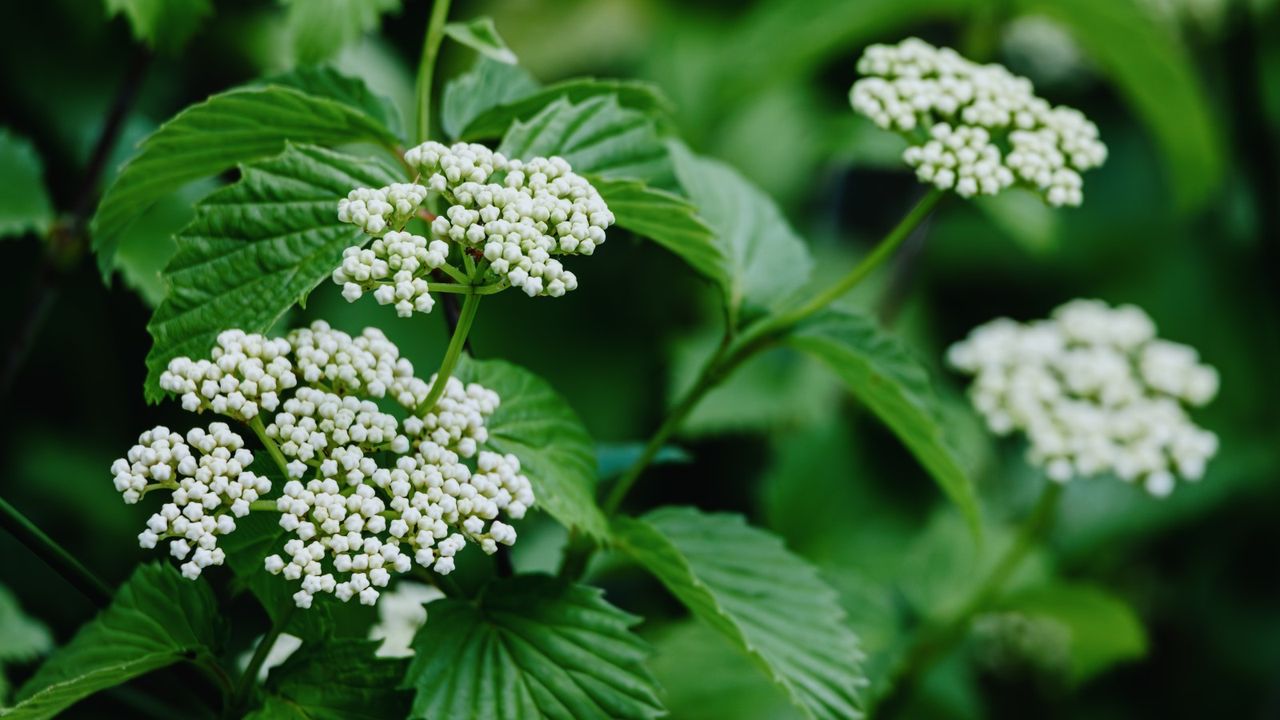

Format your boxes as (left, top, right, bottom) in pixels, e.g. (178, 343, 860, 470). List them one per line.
(591, 177, 726, 287)
(455, 356, 606, 538)
(648, 622, 802, 720)
(1014, 0, 1224, 211)
(612, 507, 865, 720)
(404, 574, 664, 720)
(442, 58, 539, 141)
(0, 129, 53, 240)
(669, 142, 813, 324)
(458, 78, 673, 142)
(785, 310, 981, 532)
(91, 86, 399, 275)
(996, 582, 1147, 683)
(499, 95, 673, 187)
(444, 16, 517, 65)
(6, 563, 222, 720)
(246, 639, 410, 719)
(282, 0, 401, 65)
(104, 0, 212, 54)
(0, 584, 52, 665)
(143, 143, 400, 402)
(261, 66, 403, 139)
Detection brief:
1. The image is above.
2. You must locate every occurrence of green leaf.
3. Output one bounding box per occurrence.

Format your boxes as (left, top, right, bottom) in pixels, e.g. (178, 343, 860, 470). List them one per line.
(0, 129, 53, 240)
(648, 622, 802, 720)
(669, 142, 813, 323)
(404, 574, 664, 720)
(499, 95, 674, 187)
(0, 584, 52, 665)
(281, 0, 401, 65)
(261, 66, 403, 139)
(455, 356, 606, 538)
(444, 16, 517, 65)
(785, 310, 981, 532)
(7, 563, 223, 720)
(458, 78, 673, 142)
(996, 582, 1147, 683)
(1014, 0, 1224, 211)
(104, 0, 212, 54)
(441, 58, 539, 141)
(91, 86, 399, 275)
(612, 507, 865, 720)
(591, 177, 727, 287)
(143, 143, 400, 402)
(246, 640, 410, 719)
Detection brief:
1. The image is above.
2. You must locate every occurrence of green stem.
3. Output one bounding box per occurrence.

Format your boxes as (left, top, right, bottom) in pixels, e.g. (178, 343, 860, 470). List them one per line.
(249, 499, 279, 512)
(415, 0, 453, 143)
(436, 263, 470, 284)
(247, 417, 290, 479)
(428, 281, 506, 295)
(0, 495, 112, 606)
(878, 481, 1063, 714)
(416, 292, 481, 415)
(233, 607, 294, 713)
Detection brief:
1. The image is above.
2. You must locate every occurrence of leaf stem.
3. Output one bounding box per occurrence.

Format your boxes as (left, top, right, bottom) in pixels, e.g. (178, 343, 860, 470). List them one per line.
(0, 495, 113, 606)
(415, 0, 453, 143)
(416, 292, 481, 415)
(877, 481, 1063, 715)
(232, 607, 294, 713)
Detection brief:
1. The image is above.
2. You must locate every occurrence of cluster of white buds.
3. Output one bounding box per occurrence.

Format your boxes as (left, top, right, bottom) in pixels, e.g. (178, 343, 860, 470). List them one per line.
(159, 330, 296, 421)
(337, 184, 429, 237)
(850, 37, 1106, 206)
(287, 321, 422, 409)
(332, 231, 450, 317)
(112, 424, 270, 579)
(948, 299, 1219, 497)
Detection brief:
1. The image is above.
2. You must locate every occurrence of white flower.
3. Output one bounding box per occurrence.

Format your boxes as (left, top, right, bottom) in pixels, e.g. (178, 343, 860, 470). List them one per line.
(112, 423, 271, 577)
(948, 299, 1219, 497)
(159, 330, 296, 421)
(369, 581, 443, 658)
(338, 184, 429, 238)
(850, 37, 1106, 206)
(331, 231, 449, 317)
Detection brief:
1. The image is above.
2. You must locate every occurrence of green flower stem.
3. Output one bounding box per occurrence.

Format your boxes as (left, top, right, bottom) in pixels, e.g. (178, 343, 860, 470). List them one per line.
(249, 499, 279, 512)
(417, 292, 481, 415)
(436, 263, 471, 284)
(415, 0, 453, 143)
(561, 188, 947, 580)
(877, 481, 1064, 715)
(233, 606, 294, 713)
(248, 416, 290, 479)
(0, 495, 113, 606)
(428, 281, 506, 295)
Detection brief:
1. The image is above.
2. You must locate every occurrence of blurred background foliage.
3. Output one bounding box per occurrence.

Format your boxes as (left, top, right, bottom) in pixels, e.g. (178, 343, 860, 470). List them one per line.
(1, 0, 1278, 717)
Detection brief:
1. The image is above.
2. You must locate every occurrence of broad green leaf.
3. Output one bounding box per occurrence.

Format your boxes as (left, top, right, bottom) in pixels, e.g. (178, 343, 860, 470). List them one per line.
(458, 78, 673, 142)
(595, 442, 690, 481)
(91, 86, 399, 275)
(143, 144, 400, 402)
(112, 179, 217, 307)
(7, 563, 222, 720)
(246, 640, 410, 719)
(499, 95, 674, 187)
(104, 0, 212, 54)
(785, 310, 981, 532)
(261, 66, 403, 138)
(0, 584, 51, 665)
(455, 356, 606, 538)
(441, 58, 538, 141)
(444, 16, 517, 65)
(996, 582, 1147, 683)
(281, 0, 401, 65)
(591, 177, 726, 287)
(222, 513, 375, 643)
(404, 574, 664, 720)
(1014, 0, 1224, 211)
(669, 142, 813, 323)
(648, 622, 802, 720)
(0, 129, 53, 240)
(612, 507, 865, 720)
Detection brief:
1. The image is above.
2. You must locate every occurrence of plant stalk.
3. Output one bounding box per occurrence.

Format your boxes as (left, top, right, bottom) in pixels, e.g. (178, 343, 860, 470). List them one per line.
(0, 495, 113, 606)
(232, 608, 293, 712)
(417, 291, 481, 415)
(415, 0, 453, 144)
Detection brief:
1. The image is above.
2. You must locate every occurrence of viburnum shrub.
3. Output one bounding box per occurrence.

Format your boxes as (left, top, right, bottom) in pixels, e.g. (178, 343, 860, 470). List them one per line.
(0, 12, 1223, 720)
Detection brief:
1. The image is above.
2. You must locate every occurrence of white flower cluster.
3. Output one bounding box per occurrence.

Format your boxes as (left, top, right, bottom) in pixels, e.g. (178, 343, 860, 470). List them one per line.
(850, 37, 1106, 206)
(337, 183, 429, 237)
(159, 331, 297, 421)
(332, 231, 450, 317)
(948, 299, 1219, 497)
(112, 423, 270, 579)
(126, 321, 535, 608)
